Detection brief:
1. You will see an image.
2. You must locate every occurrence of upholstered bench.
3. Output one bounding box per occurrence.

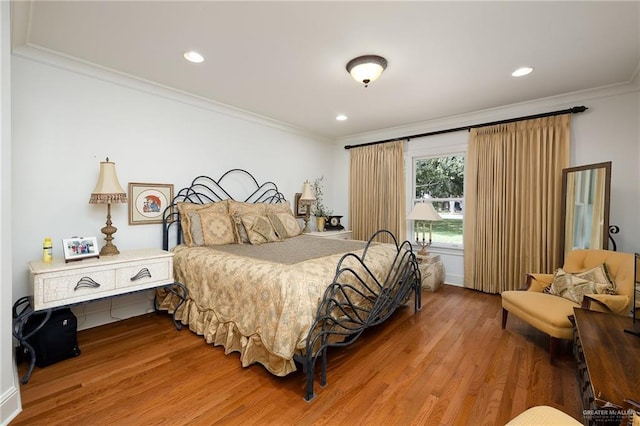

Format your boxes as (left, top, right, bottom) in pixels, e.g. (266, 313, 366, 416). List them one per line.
(501, 249, 635, 359)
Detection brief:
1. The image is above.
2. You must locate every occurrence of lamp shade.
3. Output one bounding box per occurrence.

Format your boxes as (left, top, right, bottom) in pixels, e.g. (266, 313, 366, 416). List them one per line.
(407, 202, 442, 221)
(346, 55, 387, 87)
(300, 181, 316, 203)
(89, 158, 127, 204)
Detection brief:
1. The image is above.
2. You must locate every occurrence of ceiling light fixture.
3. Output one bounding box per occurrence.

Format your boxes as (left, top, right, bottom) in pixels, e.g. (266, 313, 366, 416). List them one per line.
(512, 66, 533, 77)
(346, 55, 387, 87)
(184, 51, 204, 63)
(336, 114, 347, 121)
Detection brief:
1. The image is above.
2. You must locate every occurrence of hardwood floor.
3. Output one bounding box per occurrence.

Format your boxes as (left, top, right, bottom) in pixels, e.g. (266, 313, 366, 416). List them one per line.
(11, 285, 582, 425)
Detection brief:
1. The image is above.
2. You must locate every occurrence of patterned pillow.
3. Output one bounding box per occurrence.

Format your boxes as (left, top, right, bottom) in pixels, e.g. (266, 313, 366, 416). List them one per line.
(267, 212, 302, 239)
(188, 210, 237, 246)
(227, 200, 267, 216)
(228, 201, 268, 244)
(264, 201, 293, 215)
(177, 202, 228, 246)
(548, 263, 616, 304)
(240, 214, 280, 245)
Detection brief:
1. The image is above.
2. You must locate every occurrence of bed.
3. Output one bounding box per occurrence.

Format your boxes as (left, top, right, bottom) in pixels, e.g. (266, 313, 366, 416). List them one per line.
(157, 169, 421, 400)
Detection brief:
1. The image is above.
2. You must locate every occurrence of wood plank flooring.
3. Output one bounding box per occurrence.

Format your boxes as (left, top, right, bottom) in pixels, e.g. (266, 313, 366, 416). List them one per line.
(11, 285, 582, 425)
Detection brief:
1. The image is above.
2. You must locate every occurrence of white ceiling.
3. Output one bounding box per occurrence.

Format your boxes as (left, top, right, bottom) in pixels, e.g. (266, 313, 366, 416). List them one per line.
(11, 1, 640, 139)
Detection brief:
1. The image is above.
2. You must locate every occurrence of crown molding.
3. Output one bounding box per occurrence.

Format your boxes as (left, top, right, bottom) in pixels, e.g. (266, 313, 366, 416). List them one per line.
(337, 80, 640, 146)
(12, 44, 331, 144)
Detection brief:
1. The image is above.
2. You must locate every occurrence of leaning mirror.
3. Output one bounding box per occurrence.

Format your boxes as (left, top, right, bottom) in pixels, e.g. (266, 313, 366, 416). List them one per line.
(560, 161, 611, 261)
(625, 253, 639, 336)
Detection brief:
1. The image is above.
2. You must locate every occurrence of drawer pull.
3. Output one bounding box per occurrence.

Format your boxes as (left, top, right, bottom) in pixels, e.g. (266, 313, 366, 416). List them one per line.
(74, 276, 101, 291)
(130, 268, 152, 281)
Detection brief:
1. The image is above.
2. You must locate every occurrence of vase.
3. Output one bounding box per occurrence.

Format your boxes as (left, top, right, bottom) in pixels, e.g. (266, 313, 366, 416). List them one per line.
(315, 216, 326, 232)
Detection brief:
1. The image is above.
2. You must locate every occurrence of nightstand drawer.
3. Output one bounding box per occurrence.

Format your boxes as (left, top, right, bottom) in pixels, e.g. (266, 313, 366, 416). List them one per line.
(115, 257, 172, 289)
(36, 268, 116, 306)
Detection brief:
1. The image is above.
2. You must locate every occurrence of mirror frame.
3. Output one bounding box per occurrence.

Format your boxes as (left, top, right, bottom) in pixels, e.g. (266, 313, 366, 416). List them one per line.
(624, 253, 640, 336)
(560, 161, 612, 263)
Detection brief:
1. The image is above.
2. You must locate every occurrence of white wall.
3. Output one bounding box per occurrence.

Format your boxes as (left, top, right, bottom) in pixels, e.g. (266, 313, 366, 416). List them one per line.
(10, 51, 336, 330)
(335, 83, 640, 285)
(1, 1, 20, 424)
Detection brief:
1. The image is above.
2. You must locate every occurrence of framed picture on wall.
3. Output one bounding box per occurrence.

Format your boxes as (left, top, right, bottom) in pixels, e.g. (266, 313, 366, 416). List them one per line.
(294, 193, 307, 218)
(128, 182, 174, 225)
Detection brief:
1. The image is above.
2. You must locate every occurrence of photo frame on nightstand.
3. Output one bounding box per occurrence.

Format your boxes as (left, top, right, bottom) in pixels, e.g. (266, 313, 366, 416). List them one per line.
(62, 236, 99, 262)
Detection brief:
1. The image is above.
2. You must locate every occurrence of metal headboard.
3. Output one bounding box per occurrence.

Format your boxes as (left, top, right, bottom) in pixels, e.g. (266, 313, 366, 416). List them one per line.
(162, 169, 286, 250)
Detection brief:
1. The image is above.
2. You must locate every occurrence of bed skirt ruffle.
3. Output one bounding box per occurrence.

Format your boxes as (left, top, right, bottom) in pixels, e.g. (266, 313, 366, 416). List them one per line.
(156, 289, 297, 376)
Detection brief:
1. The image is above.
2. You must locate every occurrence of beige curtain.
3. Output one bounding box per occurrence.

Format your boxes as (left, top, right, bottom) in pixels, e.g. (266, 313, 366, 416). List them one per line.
(464, 115, 570, 293)
(349, 141, 406, 243)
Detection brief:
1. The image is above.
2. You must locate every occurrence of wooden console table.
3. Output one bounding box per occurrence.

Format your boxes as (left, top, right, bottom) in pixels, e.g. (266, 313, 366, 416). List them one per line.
(572, 308, 640, 425)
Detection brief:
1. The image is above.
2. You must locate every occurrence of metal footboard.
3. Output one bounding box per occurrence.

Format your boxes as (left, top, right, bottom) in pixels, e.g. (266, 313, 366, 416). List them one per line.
(296, 229, 421, 401)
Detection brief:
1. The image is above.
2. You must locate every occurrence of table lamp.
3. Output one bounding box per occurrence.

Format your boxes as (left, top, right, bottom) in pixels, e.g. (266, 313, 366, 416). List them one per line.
(89, 157, 127, 255)
(299, 181, 316, 233)
(407, 202, 442, 255)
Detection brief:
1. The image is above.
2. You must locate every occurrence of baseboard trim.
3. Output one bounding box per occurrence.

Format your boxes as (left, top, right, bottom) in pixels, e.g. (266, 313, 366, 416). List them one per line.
(0, 364, 22, 426)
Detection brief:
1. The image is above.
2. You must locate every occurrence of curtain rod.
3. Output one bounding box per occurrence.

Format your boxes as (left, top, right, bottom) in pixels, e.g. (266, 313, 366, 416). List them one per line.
(343, 105, 588, 150)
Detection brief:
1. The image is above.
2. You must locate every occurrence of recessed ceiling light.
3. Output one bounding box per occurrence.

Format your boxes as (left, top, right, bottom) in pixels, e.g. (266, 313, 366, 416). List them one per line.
(184, 51, 204, 63)
(512, 67, 533, 77)
(336, 114, 348, 121)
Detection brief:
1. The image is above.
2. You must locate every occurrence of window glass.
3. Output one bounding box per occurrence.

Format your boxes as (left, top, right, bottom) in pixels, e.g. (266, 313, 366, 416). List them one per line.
(413, 155, 464, 247)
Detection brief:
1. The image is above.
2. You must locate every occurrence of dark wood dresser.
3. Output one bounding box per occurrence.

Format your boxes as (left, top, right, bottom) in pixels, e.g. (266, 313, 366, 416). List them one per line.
(572, 308, 640, 425)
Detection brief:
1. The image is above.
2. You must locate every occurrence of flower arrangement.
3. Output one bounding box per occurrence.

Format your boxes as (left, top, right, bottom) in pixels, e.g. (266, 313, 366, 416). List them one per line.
(311, 176, 333, 218)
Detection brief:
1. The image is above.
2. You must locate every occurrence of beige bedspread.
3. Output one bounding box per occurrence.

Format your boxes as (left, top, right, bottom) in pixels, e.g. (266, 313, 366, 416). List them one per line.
(158, 235, 401, 376)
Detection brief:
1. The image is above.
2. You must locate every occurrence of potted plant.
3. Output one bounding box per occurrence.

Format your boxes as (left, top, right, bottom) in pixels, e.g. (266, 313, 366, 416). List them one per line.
(312, 176, 332, 231)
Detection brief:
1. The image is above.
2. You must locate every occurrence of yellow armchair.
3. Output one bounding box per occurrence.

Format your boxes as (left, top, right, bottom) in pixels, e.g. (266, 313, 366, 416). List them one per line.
(501, 249, 635, 359)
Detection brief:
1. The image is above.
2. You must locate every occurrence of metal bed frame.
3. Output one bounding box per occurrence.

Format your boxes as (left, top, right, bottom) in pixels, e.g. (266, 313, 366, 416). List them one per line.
(161, 169, 421, 401)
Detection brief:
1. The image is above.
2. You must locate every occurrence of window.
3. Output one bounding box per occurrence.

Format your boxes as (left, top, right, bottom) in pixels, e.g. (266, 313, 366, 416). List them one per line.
(412, 154, 464, 248)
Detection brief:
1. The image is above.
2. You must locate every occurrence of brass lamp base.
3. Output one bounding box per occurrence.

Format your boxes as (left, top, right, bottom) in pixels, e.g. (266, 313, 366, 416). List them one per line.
(416, 239, 431, 256)
(302, 204, 311, 233)
(100, 241, 120, 256)
(100, 203, 120, 256)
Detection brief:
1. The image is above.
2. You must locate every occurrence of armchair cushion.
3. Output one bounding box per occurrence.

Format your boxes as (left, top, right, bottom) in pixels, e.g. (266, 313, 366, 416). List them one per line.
(502, 291, 578, 340)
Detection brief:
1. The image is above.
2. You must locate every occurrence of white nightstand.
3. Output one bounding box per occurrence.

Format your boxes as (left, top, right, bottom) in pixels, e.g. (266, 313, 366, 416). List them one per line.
(307, 230, 352, 240)
(415, 253, 445, 292)
(29, 248, 176, 310)
(16, 248, 186, 384)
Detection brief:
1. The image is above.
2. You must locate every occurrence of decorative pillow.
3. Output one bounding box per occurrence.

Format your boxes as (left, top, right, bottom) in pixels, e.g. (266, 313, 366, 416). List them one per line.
(548, 264, 616, 304)
(228, 201, 268, 243)
(264, 201, 293, 214)
(227, 200, 267, 216)
(177, 202, 228, 246)
(267, 212, 302, 239)
(240, 214, 280, 245)
(231, 214, 249, 244)
(188, 210, 237, 246)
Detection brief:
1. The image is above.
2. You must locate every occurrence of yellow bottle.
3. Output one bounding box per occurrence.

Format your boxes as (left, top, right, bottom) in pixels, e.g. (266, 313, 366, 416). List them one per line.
(43, 237, 53, 262)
